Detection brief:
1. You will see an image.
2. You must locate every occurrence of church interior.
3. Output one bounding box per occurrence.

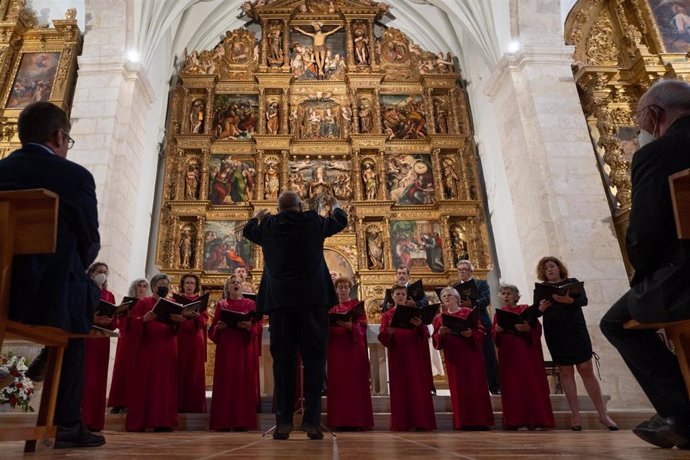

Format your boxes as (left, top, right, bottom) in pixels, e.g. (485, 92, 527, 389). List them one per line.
(2, 0, 689, 457)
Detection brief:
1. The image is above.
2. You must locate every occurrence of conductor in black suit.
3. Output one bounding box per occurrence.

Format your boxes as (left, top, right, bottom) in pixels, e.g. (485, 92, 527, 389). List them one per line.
(243, 191, 347, 440)
(453, 259, 500, 394)
(601, 80, 690, 449)
(0, 102, 102, 448)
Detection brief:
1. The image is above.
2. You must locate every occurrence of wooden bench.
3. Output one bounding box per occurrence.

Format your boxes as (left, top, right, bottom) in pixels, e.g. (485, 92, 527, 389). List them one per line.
(0, 189, 70, 452)
(623, 169, 690, 398)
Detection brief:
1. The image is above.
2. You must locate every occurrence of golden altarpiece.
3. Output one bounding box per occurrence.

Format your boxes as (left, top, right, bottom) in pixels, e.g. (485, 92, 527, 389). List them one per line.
(566, 0, 690, 275)
(0, 1, 81, 158)
(155, 0, 492, 382)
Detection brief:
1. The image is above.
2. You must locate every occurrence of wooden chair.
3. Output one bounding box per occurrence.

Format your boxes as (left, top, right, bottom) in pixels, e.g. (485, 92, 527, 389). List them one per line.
(0, 189, 71, 453)
(624, 169, 690, 398)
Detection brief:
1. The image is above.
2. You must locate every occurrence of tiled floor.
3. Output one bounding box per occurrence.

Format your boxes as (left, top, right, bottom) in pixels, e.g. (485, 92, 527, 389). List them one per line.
(3, 430, 689, 459)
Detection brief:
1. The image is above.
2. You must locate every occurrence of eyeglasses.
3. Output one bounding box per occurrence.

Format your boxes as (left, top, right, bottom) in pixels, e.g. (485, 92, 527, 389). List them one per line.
(60, 129, 75, 150)
(632, 104, 662, 124)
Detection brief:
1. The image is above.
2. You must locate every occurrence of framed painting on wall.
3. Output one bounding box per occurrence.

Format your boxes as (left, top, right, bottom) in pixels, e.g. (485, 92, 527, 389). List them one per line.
(211, 94, 258, 140)
(649, 0, 690, 53)
(380, 94, 428, 140)
(6, 52, 61, 109)
(386, 153, 436, 205)
(202, 221, 254, 273)
(389, 220, 445, 272)
(208, 155, 256, 204)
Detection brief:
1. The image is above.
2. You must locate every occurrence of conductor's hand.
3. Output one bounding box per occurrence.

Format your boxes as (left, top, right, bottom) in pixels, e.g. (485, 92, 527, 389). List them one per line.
(438, 325, 451, 336)
(94, 315, 113, 326)
(326, 194, 339, 208)
(169, 313, 184, 323)
(237, 320, 252, 331)
(460, 329, 473, 338)
(515, 321, 531, 332)
(143, 311, 157, 323)
(253, 208, 270, 222)
(336, 319, 353, 330)
(410, 316, 422, 327)
(216, 321, 227, 331)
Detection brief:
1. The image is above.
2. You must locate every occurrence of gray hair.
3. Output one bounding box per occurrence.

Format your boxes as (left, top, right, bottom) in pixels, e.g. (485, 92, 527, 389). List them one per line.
(498, 283, 521, 301)
(128, 278, 149, 297)
(456, 259, 474, 271)
(641, 79, 690, 113)
(149, 273, 170, 289)
(440, 286, 461, 303)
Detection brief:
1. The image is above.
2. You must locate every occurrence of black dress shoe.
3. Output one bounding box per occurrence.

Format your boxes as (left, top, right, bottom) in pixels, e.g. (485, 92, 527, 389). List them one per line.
(302, 424, 324, 440)
(26, 349, 48, 383)
(633, 415, 690, 449)
(55, 423, 105, 449)
(272, 424, 292, 440)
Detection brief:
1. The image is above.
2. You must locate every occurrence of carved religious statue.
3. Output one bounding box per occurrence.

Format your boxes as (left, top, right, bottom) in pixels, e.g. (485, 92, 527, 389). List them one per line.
(434, 97, 448, 134)
(185, 159, 201, 200)
(366, 225, 384, 269)
(179, 225, 195, 269)
(358, 97, 373, 133)
(441, 157, 459, 199)
(266, 100, 280, 134)
(293, 22, 342, 79)
(267, 20, 284, 67)
(450, 224, 469, 265)
(362, 160, 378, 200)
(189, 98, 205, 134)
(264, 159, 280, 200)
(353, 21, 369, 65)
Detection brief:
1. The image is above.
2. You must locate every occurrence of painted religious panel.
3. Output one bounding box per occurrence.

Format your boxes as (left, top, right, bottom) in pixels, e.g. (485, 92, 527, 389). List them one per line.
(288, 158, 353, 216)
(203, 221, 253, 273)
(6, 52, 60, 109)
(296, 98, 343, 140)
(290, 23, 346, 80)
(380, 95, 428, 140)
(386, 154, 436, 205)
(390, 220, 445, 272)
(211, 94, 258, 140)
(208, 155, 256, 204)
(649, 0, 690, 53)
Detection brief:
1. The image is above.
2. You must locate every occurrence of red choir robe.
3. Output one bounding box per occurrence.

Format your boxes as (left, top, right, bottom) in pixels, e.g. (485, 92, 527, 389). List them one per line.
(327, 299, 374, 429)
(125, 296, 179, 431)
(378, 307, 437, 431)
(208, 297, 261, 430)
(493, 304, 555, 429)
(432, 308, 494, 429)
(81, 288, 117, 431)
(177, 293, 208, 413)
(108, 298, 139, 409)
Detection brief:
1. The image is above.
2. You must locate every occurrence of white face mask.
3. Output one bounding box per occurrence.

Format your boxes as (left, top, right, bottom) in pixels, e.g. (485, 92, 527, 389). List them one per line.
(638, 130, 655, 148)
(93, 273, 107, 288)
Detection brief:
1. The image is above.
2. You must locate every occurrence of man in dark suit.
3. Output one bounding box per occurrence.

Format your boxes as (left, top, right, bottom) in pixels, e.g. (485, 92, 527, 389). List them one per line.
(243, 191, 347, 440)
(0, 102, 102, 448)
(453, 259, 500, 394)
(601, 80, 690, 449)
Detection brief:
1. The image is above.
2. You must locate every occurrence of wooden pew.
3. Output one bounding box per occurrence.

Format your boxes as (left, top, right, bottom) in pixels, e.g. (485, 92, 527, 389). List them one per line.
(624, 169, 690, 398)
(0, 189, 70, 452)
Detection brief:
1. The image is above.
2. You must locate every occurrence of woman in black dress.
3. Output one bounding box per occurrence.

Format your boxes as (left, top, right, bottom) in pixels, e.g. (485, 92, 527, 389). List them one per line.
(536, 256, 618, 431)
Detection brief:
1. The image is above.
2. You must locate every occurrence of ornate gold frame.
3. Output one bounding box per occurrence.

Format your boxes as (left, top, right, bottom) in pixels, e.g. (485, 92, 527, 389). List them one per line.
(0, 1, 81, 158)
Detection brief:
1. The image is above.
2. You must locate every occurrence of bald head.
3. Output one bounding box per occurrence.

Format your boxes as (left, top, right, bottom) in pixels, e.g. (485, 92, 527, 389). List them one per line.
(640, 79, 690, 113)
(278, 191, 302, 212)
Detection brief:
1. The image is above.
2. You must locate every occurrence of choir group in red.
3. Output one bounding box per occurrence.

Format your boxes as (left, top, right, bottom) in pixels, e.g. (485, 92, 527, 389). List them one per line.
(80, 257, 604, 434)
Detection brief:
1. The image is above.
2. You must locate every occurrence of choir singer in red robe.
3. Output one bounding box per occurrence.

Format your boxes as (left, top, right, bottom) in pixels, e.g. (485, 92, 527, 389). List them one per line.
(378, 284, 436, 431)
(327, 277, 374, 430)
(209, 275, 262, 430)
(108, 278, 148, 413)
(493, 283, 554, 430)
(125, 273, 182, 432)
(81, 262, 116, 431)
(176, 273, 208, 413)
(433, 287, 494, 430)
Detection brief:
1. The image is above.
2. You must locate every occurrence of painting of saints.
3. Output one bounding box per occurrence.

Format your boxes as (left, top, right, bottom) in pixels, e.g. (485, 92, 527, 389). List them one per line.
(7, 52, 60, 109)
(390, 220, 444, 272)
(203, 222, 253, 273)
(650, 0, 690, 53)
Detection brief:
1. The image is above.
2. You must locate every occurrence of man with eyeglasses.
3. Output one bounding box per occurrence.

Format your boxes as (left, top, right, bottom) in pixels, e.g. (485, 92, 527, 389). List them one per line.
(0, 101, 102, 449)
(601, 79, 690, 449)
(453, 259, 500, 395)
